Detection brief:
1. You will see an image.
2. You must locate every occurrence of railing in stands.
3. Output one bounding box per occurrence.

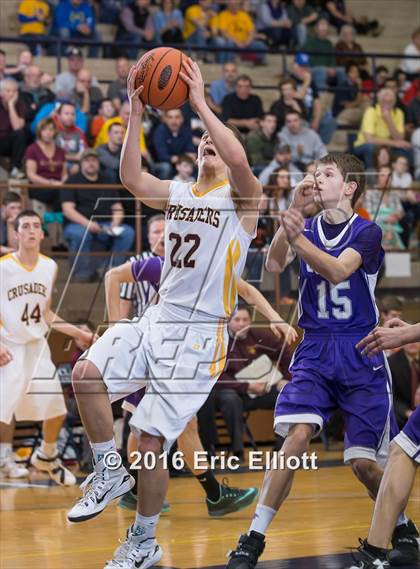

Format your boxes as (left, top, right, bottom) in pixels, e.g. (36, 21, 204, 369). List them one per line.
(0, 35, 418, 91)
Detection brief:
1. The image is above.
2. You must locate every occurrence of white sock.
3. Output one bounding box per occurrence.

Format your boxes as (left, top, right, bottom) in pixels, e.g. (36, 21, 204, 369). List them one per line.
(396, 513, 409, 527)
(133, 512, 160, 541)
(0, 443, 12, 462)
(91, 439, 117, 464)
(249, 504, 276, 535)
(40, 441, 57, 458)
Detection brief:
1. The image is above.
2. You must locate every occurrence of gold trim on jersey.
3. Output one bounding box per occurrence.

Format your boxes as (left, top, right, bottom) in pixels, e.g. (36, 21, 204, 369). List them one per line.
(8, 253, 40, 273)
(223, 239, 241, 318)
(210, 319, 227, 378)
(191, 179, 229, 198)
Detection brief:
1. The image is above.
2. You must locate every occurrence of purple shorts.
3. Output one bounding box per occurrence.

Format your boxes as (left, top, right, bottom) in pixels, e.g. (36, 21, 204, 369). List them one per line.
(393, 405, 420, 464)
(122, 388, 146, 415)
(274, 332, 393, 464)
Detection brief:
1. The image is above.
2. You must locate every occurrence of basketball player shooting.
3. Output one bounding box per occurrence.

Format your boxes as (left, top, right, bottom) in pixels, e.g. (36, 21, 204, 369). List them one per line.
(0, 210, 96, 485)
(68, 57, 263, 569)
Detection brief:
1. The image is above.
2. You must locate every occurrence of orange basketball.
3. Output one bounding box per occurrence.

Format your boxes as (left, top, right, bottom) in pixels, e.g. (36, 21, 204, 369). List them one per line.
(135, 47, 189, 110)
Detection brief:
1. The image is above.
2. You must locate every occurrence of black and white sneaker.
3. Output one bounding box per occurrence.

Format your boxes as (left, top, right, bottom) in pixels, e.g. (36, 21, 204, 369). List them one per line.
(389, 520, 420, 566)
(31, 449, 76, 486)
(104, 530, 163, 569)
(67, 458, 134, 523)
(226, 531, 265, 569)
(346, 539, 390, 569)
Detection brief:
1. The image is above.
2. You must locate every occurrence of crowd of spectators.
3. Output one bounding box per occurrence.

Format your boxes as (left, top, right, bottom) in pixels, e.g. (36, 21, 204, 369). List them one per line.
(0, 1, 419, 460)
(0, 2, 419, 286)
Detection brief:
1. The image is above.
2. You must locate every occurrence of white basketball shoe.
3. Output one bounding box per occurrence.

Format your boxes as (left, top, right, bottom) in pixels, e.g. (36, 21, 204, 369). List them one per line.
(104, 529, 163, 569)
(67, 457, 135, 523)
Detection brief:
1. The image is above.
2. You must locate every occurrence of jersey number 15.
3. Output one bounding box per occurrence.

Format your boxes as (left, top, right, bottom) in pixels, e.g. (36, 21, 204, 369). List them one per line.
(316, 281, 352, 320)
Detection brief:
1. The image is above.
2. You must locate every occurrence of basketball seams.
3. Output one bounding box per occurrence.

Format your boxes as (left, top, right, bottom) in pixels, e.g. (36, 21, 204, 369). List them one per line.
(159, 50, 185, 109)
(146, 47, 173, 107)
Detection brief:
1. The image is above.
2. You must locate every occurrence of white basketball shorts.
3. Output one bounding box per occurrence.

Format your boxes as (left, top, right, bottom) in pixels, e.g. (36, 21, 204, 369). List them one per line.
(0, 337, 67, 424)
(81, 302, 228, 451)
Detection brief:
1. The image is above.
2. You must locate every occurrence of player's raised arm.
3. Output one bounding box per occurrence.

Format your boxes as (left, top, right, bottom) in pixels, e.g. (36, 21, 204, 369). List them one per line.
(180, 59, 261, 205)
(237, 279, 297, 344)
(105, 262, 135, 324)
(282, 208, 362, 284)
(120, 65, 171, 210)
(266, 175, 315, 273)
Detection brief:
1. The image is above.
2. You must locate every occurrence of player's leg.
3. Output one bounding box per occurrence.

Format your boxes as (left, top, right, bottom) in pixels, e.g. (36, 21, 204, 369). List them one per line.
(226, 337, 333, 569)
(177, 416, 258, 516)
(226, 423, 314, 569)
(30, 413, 77, 486)
(0, 419, 29, 479)
(67, 319, 151, 522)
(341, 352, 419, 566)
(369, 443, 417, 548)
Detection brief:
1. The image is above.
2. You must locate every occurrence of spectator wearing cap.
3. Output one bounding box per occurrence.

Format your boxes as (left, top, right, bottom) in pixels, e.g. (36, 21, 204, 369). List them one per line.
(18, 0, 50, 55)
(210, 0, 267, 66)
(61, 148, 134, 281)
(278, 110, 327, 170)
(245, 113, 278, 175)
(19, 64, 55, 123)
(55, 102, 87, 175)
(0, 78, 28, 178)
(354, 88, 411, 169)
(96, 122, 124, 183)
(106, 57, 129, 111)
(255, 0, 293, 48)
(25, 117, 67, 211)
(288, 52, 337, 144)
(51, 0, 102, 58)
(302, 18, 344, 90)
(259, 143, 303, 187)
(287, 0, 318, 48)
(0, 192, 22, 254)
(54, 48, 99, 99)
(69, 68, 104, 118)
(207, 62, 237, 115)
(221, 75, 264, 135)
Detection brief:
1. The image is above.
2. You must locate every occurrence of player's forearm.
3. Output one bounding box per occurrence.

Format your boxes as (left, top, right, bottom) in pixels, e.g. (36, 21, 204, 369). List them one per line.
(401, 323, 420, 344)
(266, 225, 293, 273)
(120, 112, 144, 192)
(105, 270, 123, 323)
(44, 310, 84, 339)
(292, 234, 349, 284)
(194, 100, 248, 168)
(239, 280, 285, 323)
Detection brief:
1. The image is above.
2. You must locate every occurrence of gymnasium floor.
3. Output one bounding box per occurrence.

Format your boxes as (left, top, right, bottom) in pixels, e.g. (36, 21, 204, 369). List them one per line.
(1, 446, 419, 569)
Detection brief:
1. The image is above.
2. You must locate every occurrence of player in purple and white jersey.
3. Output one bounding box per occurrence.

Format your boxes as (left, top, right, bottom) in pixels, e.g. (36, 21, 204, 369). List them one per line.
(347, 318, 420, 569)
(225, 152, 418, 569)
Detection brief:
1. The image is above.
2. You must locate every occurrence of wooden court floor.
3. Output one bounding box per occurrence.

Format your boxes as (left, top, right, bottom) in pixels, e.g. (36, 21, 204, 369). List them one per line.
(1, 450, 419, 569)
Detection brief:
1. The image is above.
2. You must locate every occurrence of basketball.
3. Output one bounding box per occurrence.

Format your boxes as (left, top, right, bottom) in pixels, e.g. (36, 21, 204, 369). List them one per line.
(135, 47, 189, 110)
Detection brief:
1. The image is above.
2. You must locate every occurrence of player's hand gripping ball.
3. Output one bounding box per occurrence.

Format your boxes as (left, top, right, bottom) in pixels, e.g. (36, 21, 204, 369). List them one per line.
(134, 47, 189, 110)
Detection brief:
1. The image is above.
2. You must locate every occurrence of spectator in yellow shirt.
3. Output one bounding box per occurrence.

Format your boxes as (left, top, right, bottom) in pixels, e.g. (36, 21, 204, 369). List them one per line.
(210, 0, 267, 65)
(354, 88, 412, 168)
(18, 0, 50, 55)
(94, 100, 151, 166)
(184, 0, 217, 50)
